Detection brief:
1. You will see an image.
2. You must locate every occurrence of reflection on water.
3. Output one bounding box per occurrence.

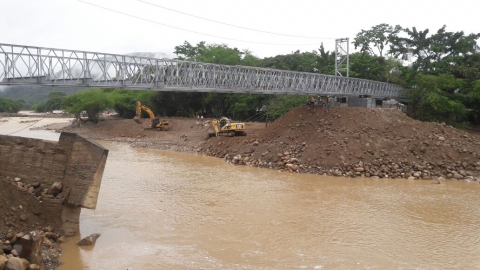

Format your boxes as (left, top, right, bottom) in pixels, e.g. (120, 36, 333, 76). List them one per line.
(59, 141, 480, 270)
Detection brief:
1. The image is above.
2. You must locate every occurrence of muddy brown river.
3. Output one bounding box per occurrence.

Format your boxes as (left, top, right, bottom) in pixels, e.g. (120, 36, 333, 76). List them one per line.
(55, 141, 480, 269)
(2, 119, 480, 269)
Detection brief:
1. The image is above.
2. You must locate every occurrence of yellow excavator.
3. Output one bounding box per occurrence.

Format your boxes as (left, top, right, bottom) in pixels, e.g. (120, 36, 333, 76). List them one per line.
(208, 117, 246, 137)
(133, 101, 169, 130)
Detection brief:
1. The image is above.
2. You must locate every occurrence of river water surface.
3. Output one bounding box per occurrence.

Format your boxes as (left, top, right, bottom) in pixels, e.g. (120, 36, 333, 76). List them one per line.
(2, 118, 480, 269)
(57, 142, 480, 269)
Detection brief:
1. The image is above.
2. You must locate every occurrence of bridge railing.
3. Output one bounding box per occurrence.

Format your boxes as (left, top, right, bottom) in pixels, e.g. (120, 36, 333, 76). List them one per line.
(0, 43, 404, 97)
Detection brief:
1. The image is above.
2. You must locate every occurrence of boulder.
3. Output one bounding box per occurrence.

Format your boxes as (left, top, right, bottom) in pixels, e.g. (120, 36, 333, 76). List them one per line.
(12, 233, 43, 265)
(77, 234, 101, 246)
(10, 250, 18, 257)
(28, 264, 40, 270)
(453, 172, 463, 179)
(2, 245, 12, 253)
(56, 237, 66, 244)
(6, 232, 16, 242)
(50, 182, 63, 196)
(4, 257, 29, 270)
(43, 233, 58, 241)
(30, 182, 40, 188)
(0, 255, 8, 270)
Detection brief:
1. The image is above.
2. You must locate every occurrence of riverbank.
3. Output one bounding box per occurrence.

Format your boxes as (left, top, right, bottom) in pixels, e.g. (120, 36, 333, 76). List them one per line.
(2, 108, 480, 269)
(52, 107, 480, 184)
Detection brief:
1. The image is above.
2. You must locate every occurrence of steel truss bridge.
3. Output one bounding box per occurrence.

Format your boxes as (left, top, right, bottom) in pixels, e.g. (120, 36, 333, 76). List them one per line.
(0, 43, 403, 97)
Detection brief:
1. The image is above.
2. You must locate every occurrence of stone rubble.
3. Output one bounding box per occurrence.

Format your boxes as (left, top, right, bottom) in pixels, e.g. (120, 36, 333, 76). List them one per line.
(1, 177, 64, 270)
(201, 107, 480, 184)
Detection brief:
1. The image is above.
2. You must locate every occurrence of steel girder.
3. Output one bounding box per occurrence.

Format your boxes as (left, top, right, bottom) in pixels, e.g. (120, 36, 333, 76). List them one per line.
(0, 43, 404, 97)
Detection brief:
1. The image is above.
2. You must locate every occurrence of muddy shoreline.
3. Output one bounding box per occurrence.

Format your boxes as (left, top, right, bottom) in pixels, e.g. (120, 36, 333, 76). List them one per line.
(51, 107, 480, 184)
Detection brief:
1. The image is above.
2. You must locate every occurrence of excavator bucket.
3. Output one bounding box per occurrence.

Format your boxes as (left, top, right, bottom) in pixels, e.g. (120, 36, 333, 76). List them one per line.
(133, 116, 142, 124)
(206, 125, 216, 138)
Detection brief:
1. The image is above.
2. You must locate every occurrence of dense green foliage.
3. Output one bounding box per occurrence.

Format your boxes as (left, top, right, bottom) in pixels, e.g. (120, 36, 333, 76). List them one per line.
(0, 97, 24, 113)
(63, 89, 111, 123)
(31, 92, 67, 112)
(354, 24, 480, 125)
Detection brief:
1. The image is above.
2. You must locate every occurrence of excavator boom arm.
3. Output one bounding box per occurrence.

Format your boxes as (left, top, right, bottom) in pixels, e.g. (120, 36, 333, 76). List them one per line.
(135, 101, 155, 119)
(141, 105, 156, 119)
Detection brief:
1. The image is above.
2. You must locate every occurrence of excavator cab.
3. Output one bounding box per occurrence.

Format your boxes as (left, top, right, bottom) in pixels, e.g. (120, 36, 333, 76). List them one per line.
(219, 118, 230, 128)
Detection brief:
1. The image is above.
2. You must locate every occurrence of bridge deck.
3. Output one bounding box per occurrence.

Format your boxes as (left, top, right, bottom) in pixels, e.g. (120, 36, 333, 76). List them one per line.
(0, 43, 404, 97)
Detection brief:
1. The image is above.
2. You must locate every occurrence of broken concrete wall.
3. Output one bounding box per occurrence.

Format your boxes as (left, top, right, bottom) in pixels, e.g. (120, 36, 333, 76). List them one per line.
(0, 132, 108, 236)
(62, 135, 108, 209)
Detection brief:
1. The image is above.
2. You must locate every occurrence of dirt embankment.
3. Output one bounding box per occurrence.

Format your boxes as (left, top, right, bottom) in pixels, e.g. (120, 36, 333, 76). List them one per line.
(0, 177, 63, 270)
(55, 107, 480, 183)
(1, 132, 108, 270)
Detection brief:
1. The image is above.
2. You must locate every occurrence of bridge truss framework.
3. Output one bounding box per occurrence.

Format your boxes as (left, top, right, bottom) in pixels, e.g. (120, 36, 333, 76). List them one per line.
(0, 43, 403, 98)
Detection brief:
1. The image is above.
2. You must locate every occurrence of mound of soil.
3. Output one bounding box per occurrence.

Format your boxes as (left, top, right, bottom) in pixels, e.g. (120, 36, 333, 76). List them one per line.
(202, 107, 480, 181)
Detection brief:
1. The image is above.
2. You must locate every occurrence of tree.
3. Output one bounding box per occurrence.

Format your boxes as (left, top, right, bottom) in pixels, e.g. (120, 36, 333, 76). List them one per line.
(31, 91, 67, 112)
(108, 90, 156, 119)
(407, 74, 466, 125)
(241, 49, 261, 67)
(0, 97, 22, 113)
(464, 80, 480, 124)
(353, 23, 402, 57)
(317, 43, 335, 75)
(261, 50, 319, 72)
(264, 95, 305, 120)
(63, 89, 111, 123)
(389, 25, 480, 74)
(172, 41, 266, 120)
(174, 41, 244, 65)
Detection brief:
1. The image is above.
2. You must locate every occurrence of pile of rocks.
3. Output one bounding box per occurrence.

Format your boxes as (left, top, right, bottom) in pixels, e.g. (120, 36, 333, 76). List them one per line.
(1, 176, 67, 270)
(10, 177, 64, 202)
(221, 148, 480, 182)
(0, 227, 63, 270)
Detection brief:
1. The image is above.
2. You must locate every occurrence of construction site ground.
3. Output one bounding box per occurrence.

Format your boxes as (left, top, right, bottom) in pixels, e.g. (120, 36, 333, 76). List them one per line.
(52, 106, 480, 182)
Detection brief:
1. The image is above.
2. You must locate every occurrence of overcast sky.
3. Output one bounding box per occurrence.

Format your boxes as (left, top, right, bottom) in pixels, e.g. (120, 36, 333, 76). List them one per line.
(1, 0, 479, 59)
